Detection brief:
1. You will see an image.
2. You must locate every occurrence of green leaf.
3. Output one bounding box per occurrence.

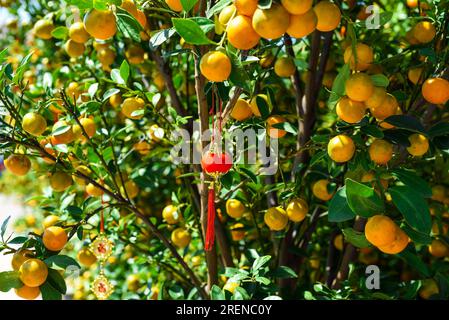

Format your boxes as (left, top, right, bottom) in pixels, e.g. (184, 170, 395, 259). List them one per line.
(228, 52, 250, 91)
(342, 228, 371, 248)
(251, 255, 271, 273)
(398, 248, 430, 277)
(401, 223, 432, 245)
(328, 64, 350, 108)
(428, 122, 449, 138)
(391, 168, 432, 198)
(361, 125, 384, 138)
(40, 282, 62, 300)
(168, 285, 185, 299)
(345, 178, 384, 218)
(206, 0, 232, 18)
(13, 50, 34, 85)
(258, 0, 272, 9)
(256, 95, 270, 119)
(0, 271, 22, 292)
(111, 68, 125, 85)
(44, 255, 81, 269)
(116, 9, 142, 42)
(120, 60, 130, 84)
(233, 286, 250, 300)
(255, 276, 270, 285)
(389, 186, 431, 234)
(271, 266, 297, 279)
(180, 0, 198, 12)
(102, 88, 120, 102)
(272, 122, 297, 135)
(149, 28, 176, 48)
(370, 74, 390, 87)
(51, 26, 69, 40)
(328, 186, 356, 222)
(47, 268, 67, 294)
(52, 125, 71, 136)
(172, 18, 215, 45)
(210, 285, 225, 300)
(1, 215, 10, 238)
(8, 236, 28, 244)
(383, 115, 425, 133)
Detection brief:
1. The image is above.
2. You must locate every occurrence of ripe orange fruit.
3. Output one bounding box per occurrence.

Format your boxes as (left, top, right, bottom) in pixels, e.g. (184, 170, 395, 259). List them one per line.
(312, 179, 333, 201)
(42, 215, 60, 228)
(135, 9, 148, 29)
(230, 223, 246, 241)
(252, 4, 290, 40)
(43, 226, 68, 252)
(19, 259, 48, 287)
(377, 228, 409, 254)
(419, 279, 439, 299)
(249, 94, 269, 117)
(165, 0, 183, 12)
(369, 139, 393, 165)
(109, 93, 122, 107)
(406, 0, 418, 8)
(266, 115, 287, 138)
(65, 39, 85, 58)
(51, 120, 75, 145)
(86, 182, 104, 197)
(333, 234, 344, 251)
(121, 0, 138, 16)
(22, 112, 47, 136)
(336, 97, 366, 123)
(412, 21, 436, 44)
(84, 9, 117, 40)
(219, 5, 236, 25)
(365, 86, 387, 111)
(264, 206, 289, 231)
(77, 247, 97, 267)
(171, 227, 191, 248)
(227, 15, 261, 50)
(69, 22, 90, 43)
(226, 199, 246, 218)
(163, 204, 181, 224)
(345, 73, 374, 102)
(286, 9, 317, 39)
(327, 134, 356, 163)
(274, 57, 296, 78)
(281, 0, 312, 15)
(370, 93, 398, 120)
(33, 19, 54, 39)
(365, 215, 397, 247)
(11, 249, 33, 271)
(408, 67, 423, 85)
(50, 171, 72, 192)
(66, 81, 81, 101)
(223, 280, 240, 293)
(422, 77, 449, 105)
(200, 51, 232, 82)
(121, 180, 139, 199)
(122, 97, 145, 119)
(286, 198, 308, 222)
(234, 0, 258, 16)
(407, 133, 429, 157)
(74, 117, 97, 140)
(15, 285, 40, 300)
(97, 47, 116, 66)
(344, 43, 374, 71)
(431, 185, 446, 202)
(125, 45, 145, 65)
(230, 99, 253, 121)
(313, 1, 341, 32)
(428, 239, 449, 257)
(4, 154, 31, 176)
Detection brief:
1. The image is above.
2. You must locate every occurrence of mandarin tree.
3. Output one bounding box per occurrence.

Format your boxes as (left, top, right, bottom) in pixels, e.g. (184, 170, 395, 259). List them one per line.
(0, 0, 448, 301)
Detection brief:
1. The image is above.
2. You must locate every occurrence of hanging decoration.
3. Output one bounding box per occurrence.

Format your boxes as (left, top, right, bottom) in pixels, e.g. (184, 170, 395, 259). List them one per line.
(200, 87, 233, 251)
(90, 192, 114, 300)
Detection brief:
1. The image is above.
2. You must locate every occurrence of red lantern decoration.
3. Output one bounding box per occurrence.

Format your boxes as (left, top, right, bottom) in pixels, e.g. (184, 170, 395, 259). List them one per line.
(201, 151, 233, 175)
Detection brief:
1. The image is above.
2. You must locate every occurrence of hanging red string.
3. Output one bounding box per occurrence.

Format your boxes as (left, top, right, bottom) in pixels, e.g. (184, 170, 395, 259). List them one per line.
(205, 181, 215, 251)
(100, 180, 105, 233)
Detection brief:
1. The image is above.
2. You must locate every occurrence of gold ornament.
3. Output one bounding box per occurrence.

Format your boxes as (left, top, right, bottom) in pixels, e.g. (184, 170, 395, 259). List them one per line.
(91, 272, 114, 300)
(90, 233, 114, 262)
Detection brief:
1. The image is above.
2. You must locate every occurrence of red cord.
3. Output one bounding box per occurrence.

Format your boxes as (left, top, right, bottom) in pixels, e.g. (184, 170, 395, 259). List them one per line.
(205, 185, 215, 251)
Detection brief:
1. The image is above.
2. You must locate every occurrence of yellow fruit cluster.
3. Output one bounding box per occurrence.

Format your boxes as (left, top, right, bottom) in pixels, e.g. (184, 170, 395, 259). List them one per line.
(365, 215, 409, 254)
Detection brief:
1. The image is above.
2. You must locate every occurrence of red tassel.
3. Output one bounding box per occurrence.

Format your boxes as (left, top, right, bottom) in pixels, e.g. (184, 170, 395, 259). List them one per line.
(205, 183, 215, 251)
